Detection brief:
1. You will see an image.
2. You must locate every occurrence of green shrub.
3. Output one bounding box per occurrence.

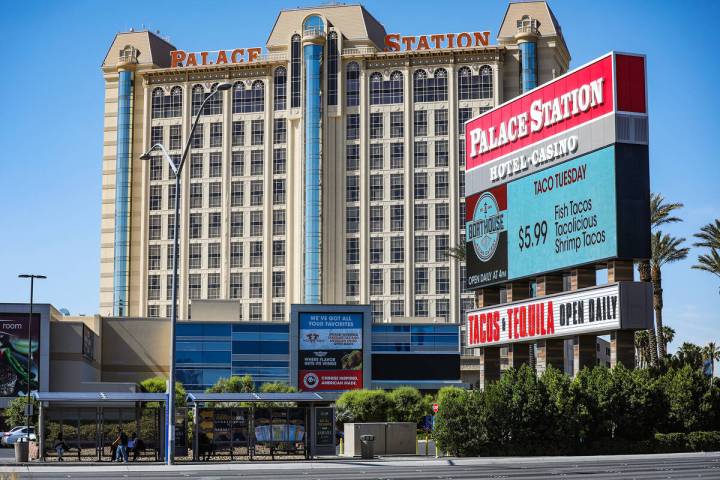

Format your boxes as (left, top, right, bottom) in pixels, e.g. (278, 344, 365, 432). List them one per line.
(687, 431, 720, 452)
(654, 432, 690, 453)
(387, 386, 427, 424)
(335, 389, 390, 426)
(432, 387, 471, 456)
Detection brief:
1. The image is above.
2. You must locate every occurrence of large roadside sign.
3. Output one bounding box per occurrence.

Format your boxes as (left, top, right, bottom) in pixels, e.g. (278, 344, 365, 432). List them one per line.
(464, 52, 650, 289)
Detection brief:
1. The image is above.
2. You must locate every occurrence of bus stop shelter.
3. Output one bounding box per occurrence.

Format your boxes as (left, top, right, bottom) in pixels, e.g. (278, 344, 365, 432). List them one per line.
(33, 391, 167, 462)
(186, 392, 336, 461)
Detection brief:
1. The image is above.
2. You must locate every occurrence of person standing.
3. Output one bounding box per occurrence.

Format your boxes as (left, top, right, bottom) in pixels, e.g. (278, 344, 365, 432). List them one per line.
(115, 428, 129, 463)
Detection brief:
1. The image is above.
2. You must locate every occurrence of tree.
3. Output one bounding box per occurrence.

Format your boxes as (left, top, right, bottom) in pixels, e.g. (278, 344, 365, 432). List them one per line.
(638, 193, 684, 366)
(693, 249, 720, 294)
(3, 396, 37, 428)
(660, 326, 676, 353)
(635, 330, 651, 368)
(206, 374, 255, 393)
(139, 376, 186, 406)
(693, 219, 720, 294)
(703, 342, 720, 379)
(672, 342, 704, 370)
(650, 232, 689, 358)
(386, 386, 427, 424)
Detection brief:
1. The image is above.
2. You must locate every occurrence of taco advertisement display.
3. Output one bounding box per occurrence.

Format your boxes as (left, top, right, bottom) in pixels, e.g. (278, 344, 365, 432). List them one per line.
(298, 312, 363, 391)
(0, 313, 40, 397)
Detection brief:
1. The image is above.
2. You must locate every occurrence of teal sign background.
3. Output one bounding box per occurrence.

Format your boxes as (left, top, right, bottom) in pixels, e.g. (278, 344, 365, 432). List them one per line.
(507, 146, 618, 279)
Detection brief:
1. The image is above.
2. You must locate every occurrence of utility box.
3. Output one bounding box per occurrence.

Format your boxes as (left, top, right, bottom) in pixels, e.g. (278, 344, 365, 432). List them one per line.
(343, 422, 417, 456)
(385, 422, 417, 454)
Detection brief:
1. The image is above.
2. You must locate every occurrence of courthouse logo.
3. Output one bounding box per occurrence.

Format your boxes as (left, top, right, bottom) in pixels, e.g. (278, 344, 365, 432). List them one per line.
(467, 192, 506, 262)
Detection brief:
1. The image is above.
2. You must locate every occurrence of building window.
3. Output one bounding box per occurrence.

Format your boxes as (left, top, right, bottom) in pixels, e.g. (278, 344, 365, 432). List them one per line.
(415, 205, 428, 231)
(390, 300, 404, 317)
(230, 242, 243, 268)
(435, 172, 449, 198)
(209, 122, 223, 147)
(273, 118, 287, 144)
(190, 123, 204, 148)
(436, 300, 450, 319)
(208, 212, 221, 238)
(209, 182, 222, 207)
(249, 303, 262, 321)
(249, 241, 262, 267)
(370, 113, 383, 139)
(436, 203, 449, 230)
(415, 268, 429, 294)
(458, 107, 473, 132)
(189, 213, 202, 239)
(346, 62, 360, 107)
(435, 109, 448, 136)
(149, 157, 162, 181)
(251, 120, 264, 145)
(190, 183, 203, 209)
(327, 31, 339, 106)
(230, 152, 243, 177)
(207, 273, 220, 299)
(250, 150, 263, 176)
(370, 206, 383, 232)
(249, 272, 263, 298)
(346, 269, 360, 297)
(148, 245, 160, 270)
(166, 213, 176, 240)
(390, 205, 404, 231)
(269, 150, 285, 177)
(147, 275, 160, 300)
(230, 273, 242, 299)
(370, 175, 383, 201)
(188, 274, 201, 299)
(435, 140, 448, 167)
(273, 179, 286, 205)
(390, 112, 404, 138)
(152, 88, 164, 119)
(148, 215, 161, 240)
(273, 240, 285, 267)
(250, 180, 263, 205)
(346, 114, 359, 140)
(346, 144, 359, 171)
(347, 176, 360, 202)
(169, 125, 182, 150)
(415, 300, 429, 317)
(151, 126, 163, 146)
(190, 154, 203, 179)
(250, 211, 263, 236)
(272, 271, 285, 297)
(231, 211, 243, 237)
(371, 301, 383, 322)
(232, 121, 245, 146)
(458, 65, 493, 100)
(346, 238, 359, 264)
(370, 144, 383, 170)
(415, 236, 428, 262)
(370, 237, 383, 264)
(233, 80, 265, 113)
(370, 71, 403, 105)
(414, 110, 427, 136)
(231, 181, 243, 207)
(166, 274, 175, 301)
(414, 141, 427, 168)
(415, 172, 428, 199)
(390, 143, 404, 169)
(209, 153, 222, 177)
(435, 235, 449, 262)
(189, 243, 202, 269)
(436, 267, 450, 294)
(413, 68, 447, 103)
(273, 210, 286, 236)
(390, 173, 404, 200)
(291, 35, 301, 108)
(272, 302, 285, 321)
(168, 86, 182, 117)
(370, 269, 383, 295)
(346, 206, 360, 233)
(391, 268, 404, 295)
(459, 139, 466, 166)
(273, 66, 287, 111)
(391, 237, 404, 263)
(149, 185, 162, 210)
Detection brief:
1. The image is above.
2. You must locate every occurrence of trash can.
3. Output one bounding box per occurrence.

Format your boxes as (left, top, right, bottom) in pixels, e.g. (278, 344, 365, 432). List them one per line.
(360, 434, 375, 459)
(15, 439, 29, 463)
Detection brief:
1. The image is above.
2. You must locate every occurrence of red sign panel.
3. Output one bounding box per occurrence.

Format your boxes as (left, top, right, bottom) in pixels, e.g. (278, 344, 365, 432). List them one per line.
(299, 370, 362, 391)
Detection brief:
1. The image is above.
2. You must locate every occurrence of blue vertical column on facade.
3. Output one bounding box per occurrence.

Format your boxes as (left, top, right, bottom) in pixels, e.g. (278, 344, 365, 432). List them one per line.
(519, 41, 538, 92)
(302, 16, 325, 304)
(113, 68, 133, 316)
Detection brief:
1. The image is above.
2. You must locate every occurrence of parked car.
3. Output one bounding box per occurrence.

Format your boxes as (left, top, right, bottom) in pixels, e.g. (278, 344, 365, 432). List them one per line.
(1, 426, 36, 446)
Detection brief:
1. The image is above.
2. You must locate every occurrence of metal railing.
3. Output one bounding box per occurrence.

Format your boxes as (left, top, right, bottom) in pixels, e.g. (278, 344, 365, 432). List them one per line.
(303, 27, 326, 38)
(342, 46, 377, 56)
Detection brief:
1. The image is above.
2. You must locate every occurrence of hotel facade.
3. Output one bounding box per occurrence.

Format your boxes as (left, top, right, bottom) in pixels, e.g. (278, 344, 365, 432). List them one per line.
(99, 2, 570, 327)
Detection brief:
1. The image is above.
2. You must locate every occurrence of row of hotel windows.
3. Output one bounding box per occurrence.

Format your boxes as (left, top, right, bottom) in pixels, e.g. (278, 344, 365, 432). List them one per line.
(149, 179, 284, 210)
(149, 301, 287, 321)
(150, 64, 494, 119)
(147, 239, 286, 271)
(148, 210, 286, 240)
(150, 119, 286, 151)
(148, 271, 285, 302)
(345, 236, 450, 265)
(151, 150, 288, 184)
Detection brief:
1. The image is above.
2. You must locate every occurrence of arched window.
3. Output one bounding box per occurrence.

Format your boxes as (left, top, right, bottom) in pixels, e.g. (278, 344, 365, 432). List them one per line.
(303, 15, 324, 33)
(251, 80, 264, 112)
(479, 65, 493, 99)
(151, 88, 164, 119)
(233, 80, 265, 114)
(191, 85, 205, 115)
(168, 86, 182, 117)
(413, 69, 447, 103)
(327, 31, 339, 106)
(290, 34, 301, 108)
(369, 72, 383, 105)
(413, 70, 428, 103)
(458, 67, 475, 100)
(389, 71, 403, 104)
(206, 83, 223, 115)
(273, 67, 287, 111)
(346, 62, 360, 107)
(434, 68, 448, 102)
(369, 71, 404, 105)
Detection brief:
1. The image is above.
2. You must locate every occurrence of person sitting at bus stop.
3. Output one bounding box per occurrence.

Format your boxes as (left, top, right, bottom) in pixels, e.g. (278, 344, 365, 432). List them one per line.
(129, 432, 145, 461)
(114, 428, 129, 463)
(54, 432, 69, 461)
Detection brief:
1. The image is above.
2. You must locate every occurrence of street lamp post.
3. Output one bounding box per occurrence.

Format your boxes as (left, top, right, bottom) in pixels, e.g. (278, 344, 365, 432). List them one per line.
(140, 82, 231, 465)
(18, 274, 46, 434)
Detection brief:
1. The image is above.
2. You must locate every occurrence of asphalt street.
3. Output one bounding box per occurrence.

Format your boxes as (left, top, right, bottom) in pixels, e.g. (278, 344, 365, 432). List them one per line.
(1, 452, 719, 479)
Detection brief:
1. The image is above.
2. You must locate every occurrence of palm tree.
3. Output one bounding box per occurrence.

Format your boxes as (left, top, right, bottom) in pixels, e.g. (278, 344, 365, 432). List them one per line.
(703, 342, 720, 380)
(674, 342, 703, 369)
(634, 330, 651, 368)
(650, 232, 689, 359)
(693, 219, 720, 294)
(660, 326, 675, 353)
(638, 193, 684, 366)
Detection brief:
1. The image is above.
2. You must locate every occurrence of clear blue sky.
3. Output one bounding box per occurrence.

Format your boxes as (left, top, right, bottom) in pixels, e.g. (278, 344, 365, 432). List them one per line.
(1, 1, 718, 352)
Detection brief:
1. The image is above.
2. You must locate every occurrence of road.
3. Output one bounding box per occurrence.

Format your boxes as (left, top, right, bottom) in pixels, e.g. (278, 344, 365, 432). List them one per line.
(2, 452, 719, 479)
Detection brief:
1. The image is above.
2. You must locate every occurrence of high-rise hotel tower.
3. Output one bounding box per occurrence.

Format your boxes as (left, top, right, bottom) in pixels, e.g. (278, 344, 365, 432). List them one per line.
(99, 2, 570, 323)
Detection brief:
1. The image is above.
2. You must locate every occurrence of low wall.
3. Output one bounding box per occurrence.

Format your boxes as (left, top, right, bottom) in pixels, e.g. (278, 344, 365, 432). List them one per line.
(343, 422, 416, 456)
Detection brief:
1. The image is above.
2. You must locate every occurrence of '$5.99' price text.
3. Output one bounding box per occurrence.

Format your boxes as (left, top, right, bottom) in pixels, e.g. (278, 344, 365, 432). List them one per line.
(518, 221, 548, 251)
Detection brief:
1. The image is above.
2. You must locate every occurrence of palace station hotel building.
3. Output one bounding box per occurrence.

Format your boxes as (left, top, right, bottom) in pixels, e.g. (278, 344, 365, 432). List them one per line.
(99, 1, 570, 338)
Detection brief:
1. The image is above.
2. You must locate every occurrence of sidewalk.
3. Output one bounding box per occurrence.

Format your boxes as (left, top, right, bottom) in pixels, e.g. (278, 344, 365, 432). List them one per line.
(2, 451, 719, 474)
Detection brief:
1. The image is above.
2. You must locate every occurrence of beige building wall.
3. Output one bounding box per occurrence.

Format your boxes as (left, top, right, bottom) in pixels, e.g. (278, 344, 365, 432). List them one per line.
(100, 318, 170, 383)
